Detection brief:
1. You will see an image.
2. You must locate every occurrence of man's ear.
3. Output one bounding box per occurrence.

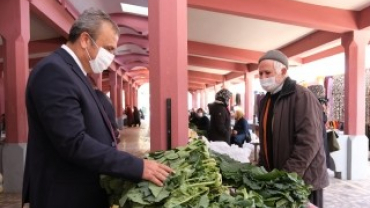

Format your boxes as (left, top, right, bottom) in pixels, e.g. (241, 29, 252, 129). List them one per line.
(281, 67, 288, 76)
(80, 32, 90, 49)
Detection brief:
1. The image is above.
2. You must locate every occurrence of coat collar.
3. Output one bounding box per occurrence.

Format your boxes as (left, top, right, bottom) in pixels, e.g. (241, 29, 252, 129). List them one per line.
(266, 77, 296, 98)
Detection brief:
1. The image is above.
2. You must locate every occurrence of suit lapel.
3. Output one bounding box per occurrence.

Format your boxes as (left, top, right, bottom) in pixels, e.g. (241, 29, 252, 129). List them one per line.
(56, 48, 116, 143)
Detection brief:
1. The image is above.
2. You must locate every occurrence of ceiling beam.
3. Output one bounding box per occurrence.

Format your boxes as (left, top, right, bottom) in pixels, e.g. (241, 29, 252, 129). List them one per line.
(118, 34, 148, 49)
(188, 0, 357, 33)
(224, 71, 244, 81)
(110, 13, 148, 34)
(189, 82, 206, 88)
(30, 0, 75, 38)
(189, 41, 263, 63)
(359, 5, 370, 29)
(115, 54, 149, 65)
(126, 68, 149, 74)
(0, 37, 65, 58)
(247, 63, 259, 72)
(188, 77, 218, 85)
(123, 62, 149, 71)
(188, 87, 204, 92)
(302, 46, 343, 64)
(279, 31, 341, 58)
(0, 57, 44, 71)
(188, 55, 246, 72)
(188, 70, 224, 81)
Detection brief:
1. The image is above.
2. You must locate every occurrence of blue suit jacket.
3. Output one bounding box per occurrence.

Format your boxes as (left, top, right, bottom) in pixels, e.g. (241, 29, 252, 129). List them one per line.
(22, 48, 143, 208)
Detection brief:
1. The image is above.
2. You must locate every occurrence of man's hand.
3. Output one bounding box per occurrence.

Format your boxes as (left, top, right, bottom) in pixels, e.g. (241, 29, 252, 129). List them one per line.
(142, 159, 173, 186)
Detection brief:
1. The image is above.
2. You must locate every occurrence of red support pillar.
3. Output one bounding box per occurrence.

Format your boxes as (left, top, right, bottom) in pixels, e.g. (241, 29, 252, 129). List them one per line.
(200, 89, 206, 111)
(0, 76, 4, 114)
(0, 0, 30, 193)
(341, 31, 370, 180)
(192, 92, 197, 109)
(341, 31, 368, 135)
(230, 90, 235, 108)
(91, 73, 102, 90)
(205, 89, 209, 112)
(244, 71, 254, 120)
(123, 81, 129, 108)
(109, 70, 117, 116)
(134, 88, 138, 107)
(149, 0, 188, 150)
(117, 74, 123, 117)
(131, 85, 135, 107)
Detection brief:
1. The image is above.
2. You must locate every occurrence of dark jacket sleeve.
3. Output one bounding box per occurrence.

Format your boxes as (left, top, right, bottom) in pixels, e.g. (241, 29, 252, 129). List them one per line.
(28, 64, 143, 180)
(282, 90, 323, 176)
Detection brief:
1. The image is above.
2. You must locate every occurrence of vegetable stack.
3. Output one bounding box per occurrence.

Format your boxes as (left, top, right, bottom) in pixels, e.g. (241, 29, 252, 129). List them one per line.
(212, 151, 311, 208)
(101, 140, 311, 208)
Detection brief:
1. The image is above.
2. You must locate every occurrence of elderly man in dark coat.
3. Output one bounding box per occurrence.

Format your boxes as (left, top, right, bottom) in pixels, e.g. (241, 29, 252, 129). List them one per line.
(257, 50, 329, 208)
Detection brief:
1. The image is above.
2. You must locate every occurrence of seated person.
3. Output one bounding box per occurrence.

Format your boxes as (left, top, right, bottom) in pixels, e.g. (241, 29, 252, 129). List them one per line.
(195, 108, 210, 132)
(231, 109, 251, 147)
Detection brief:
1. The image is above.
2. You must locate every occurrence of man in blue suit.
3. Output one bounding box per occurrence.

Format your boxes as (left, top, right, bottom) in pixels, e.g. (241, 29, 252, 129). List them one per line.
(22, 8, 172, 208)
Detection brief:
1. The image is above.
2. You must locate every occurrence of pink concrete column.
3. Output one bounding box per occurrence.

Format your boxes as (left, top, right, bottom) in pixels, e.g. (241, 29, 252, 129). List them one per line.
(192, 92, 197, 109)
(0, 0, 30, 193)
(230, 91, 235, 107)
(123, 81, 129, 108)
(109, 70, 117, 115)
(205, 89, 209, 112)
(117, 75, 123, 117)
(244, 71, 254, 120)
(131, 86, 135, 107)
(91, 73, 102, 90)
(341, 31, 368, 135)
(134, 88, 139, 107)
(131, 85, 135, 107)
(0, 0, 30, 143)
(200, 89, 206, 110)
(0, 77, 4, 114)
(128, 82, 132, 108)
(149, 0, 188, 150)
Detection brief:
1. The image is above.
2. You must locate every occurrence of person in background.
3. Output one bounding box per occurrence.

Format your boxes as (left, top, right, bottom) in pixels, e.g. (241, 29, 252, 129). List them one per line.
(208, 89, 232, 144)
(133, 106, 141, 127)
(231, 109, 251, 147)
(195, 108, 210, 135)
(257, 50, 328, 207)
(94, 89, 120, 140)
(318, 97, 331, 169)
(125, 106, 134, 127)
(189, 108, 198, 124)
(22, 8, 172, 208)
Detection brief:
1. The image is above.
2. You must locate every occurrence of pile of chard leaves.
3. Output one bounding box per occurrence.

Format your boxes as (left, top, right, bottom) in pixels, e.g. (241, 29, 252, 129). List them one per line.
(101, 140, 311, 208)
(211, 151, 312, 208)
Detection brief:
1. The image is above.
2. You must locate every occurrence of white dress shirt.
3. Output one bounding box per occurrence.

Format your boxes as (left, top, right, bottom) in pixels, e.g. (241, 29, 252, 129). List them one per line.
(61, 44, 87, 76)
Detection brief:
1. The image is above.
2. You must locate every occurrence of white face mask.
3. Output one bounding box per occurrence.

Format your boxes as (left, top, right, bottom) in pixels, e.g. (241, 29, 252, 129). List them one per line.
(260, 76, 280, 92)
(86, 37, 115, 74)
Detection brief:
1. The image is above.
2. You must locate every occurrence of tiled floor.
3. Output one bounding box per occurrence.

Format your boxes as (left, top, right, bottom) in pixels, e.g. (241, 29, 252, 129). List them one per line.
(1, 121, 370, 208)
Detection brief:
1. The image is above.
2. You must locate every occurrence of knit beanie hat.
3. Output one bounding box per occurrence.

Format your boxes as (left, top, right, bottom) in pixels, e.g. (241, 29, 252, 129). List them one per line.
(215, 88, 232, 104)
(259, 50, 289, 68)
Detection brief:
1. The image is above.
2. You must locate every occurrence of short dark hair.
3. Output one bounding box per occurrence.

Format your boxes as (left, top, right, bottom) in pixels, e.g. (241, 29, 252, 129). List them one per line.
(68, 8, 119, 43)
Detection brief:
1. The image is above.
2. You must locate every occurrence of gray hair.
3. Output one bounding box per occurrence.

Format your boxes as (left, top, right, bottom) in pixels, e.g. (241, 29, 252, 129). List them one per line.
(68, 8, 119, 43)
(273, 60, 287, 76)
